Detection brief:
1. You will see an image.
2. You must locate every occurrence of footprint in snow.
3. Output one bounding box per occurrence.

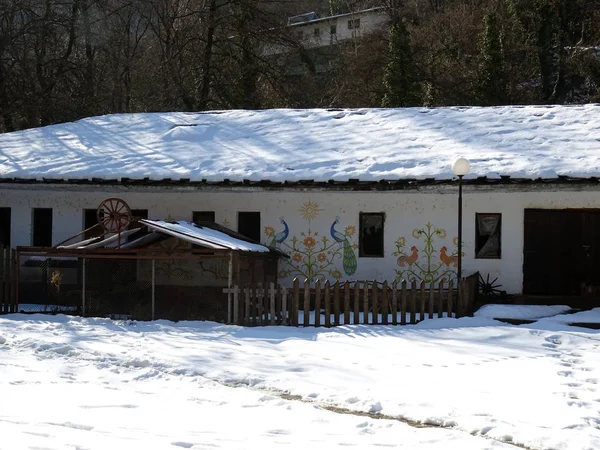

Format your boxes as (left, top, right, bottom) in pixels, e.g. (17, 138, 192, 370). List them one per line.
(171, 442, 195, 448)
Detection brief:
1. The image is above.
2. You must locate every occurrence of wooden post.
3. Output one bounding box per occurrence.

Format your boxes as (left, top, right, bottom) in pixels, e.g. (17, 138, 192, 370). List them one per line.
(263, 281, 270, 326)
(315, 280, 321, 327)
(11, 249, 17, 314)
(231, 251, 241, 324)
(333, 281, 340, 326)
(257, 282, 269, 326)
(438, 280, 444, 318)
(281, 285, 288, 325)
(303, 278, 310, 327)
(371, 280, 379, 325)
(447, 279, 454, 318)
(363, 281, 369, 325)
(270, 282, 276, 325)
(244, 287, 251, 326)
(82, 258, 87, 317)
(420, 280, 426, 322)
(292, 278, 299, 327)
(252, 283, 258, 326)
(391, 281, 398, 325)
(230, 286, 239, 325)
(353, 282, 360, 325)
(400, 280, 407, 325)
(324, 280, 331, 327)
(410, 280, 417, 324)
(428, 281, 435, 319)
(343, 281, 350, 325)
(382, 281, 388, 325)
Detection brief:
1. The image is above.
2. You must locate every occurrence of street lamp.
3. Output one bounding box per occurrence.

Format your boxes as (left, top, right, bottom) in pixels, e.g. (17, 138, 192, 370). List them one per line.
(452, 157, 470, 318)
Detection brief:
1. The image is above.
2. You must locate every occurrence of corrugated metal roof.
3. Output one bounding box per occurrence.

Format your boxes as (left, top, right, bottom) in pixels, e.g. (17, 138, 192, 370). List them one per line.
(140, 220, 271, 253)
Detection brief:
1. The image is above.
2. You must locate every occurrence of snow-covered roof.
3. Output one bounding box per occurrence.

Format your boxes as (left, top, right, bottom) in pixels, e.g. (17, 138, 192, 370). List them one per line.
(1, 106, 600, 183)
(141, 220, 271, 253)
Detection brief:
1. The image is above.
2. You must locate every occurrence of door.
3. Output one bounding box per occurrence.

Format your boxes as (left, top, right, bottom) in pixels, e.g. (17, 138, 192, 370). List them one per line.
(581, 211, 600, 289)
(523, 209, 582, 295)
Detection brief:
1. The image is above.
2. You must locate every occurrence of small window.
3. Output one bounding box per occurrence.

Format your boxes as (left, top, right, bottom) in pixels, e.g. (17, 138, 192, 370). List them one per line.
(359, 213, 384, 257)
(193, 211, 215, 225)
(314, 28, 320, 37)
(131, 209, 148, 220)
(238, 212, 261, 242)
(296, 30, 303, 40)
(475, 213, 501, 259)
(0, 207, 10, 247)
(330, 24, 337, 35)
(83, 209, 103, 239)
(32, 208, 52, 247)
(348, 18, 360, 30)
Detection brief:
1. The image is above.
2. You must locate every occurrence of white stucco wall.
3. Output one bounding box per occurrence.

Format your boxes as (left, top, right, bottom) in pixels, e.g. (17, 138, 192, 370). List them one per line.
(2, 184, 600, 293)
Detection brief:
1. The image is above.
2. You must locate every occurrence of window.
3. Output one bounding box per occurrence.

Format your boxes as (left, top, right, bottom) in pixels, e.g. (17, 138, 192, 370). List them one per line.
(475, 213, 501, 258)
(314, 28, 320, 37)
(296, 30, 303, 40)
(348, 18, 360, 30)
(330, 24, 337, 35)
(238, 212, 261, 242)
(359, 213, 384, 257)
(83, 209, 103, 239)
(193, 211, 215, 225)
(0, 207, 10, 247)
(32, 208, 52, 247)
(131, 209, 148, 220)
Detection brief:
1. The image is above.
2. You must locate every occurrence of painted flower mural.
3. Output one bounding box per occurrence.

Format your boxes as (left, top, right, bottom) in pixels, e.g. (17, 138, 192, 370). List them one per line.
(264, 200, 357, 281)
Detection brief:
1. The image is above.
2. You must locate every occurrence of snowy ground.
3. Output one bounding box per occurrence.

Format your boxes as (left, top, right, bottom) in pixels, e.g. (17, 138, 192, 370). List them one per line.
(1, 308, 600, 450)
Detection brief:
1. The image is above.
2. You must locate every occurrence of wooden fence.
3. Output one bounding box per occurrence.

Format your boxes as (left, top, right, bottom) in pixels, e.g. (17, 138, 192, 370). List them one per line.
(224, 272, 479, 327)
(0, 245, 16, 314)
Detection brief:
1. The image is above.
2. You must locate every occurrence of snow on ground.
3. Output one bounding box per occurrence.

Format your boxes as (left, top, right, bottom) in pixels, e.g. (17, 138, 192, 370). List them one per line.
(1, 309, 600, 450)
(474, 304, 572, 320)
(1, 106, 600, 182)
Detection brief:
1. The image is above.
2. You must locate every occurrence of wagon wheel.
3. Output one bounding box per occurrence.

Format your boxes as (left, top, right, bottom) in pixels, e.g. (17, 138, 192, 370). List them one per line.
(97, 198, 132, 233)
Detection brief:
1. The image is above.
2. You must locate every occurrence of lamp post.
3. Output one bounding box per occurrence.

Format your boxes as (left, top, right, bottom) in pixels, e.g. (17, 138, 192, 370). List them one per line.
(452, 157, 470, 318)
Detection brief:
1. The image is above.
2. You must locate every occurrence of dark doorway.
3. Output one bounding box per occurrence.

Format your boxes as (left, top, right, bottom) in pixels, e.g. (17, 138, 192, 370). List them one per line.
(523, 209, 600, 295)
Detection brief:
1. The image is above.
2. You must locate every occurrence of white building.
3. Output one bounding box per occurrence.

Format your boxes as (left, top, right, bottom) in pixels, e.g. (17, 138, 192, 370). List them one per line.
(1, 106, 600, 299)
(266, 7, 389, 55)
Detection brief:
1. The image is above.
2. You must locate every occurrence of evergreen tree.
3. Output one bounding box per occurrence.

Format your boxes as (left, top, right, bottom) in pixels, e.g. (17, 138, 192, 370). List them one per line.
(381, 19, 421, 107)
(476, 11, 508, 105)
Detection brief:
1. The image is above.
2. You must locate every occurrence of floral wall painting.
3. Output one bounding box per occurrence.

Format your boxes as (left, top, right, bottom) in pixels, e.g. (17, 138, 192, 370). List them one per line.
(393, 222, 462, 284)
(264, 200, 358, 281)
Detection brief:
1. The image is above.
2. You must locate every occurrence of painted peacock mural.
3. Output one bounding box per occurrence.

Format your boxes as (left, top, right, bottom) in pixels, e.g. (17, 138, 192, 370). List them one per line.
(330, 216, 357, 276)
(264, 200, 358, 281)
(268, 217, 289, 248)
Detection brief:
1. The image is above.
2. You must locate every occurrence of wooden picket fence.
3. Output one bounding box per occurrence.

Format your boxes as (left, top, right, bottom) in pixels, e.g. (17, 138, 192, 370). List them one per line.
(0, 245, 16, 314)
(224, 273, 478, 327)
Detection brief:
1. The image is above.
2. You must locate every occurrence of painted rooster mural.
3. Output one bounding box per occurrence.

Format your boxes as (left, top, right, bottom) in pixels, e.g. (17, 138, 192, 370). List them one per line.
(330, 217, 357, 275)
(268, 217, 289, 248)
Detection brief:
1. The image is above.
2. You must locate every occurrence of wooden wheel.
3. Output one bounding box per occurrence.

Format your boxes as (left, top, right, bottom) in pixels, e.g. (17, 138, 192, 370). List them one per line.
(97, 198, 132, 233)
